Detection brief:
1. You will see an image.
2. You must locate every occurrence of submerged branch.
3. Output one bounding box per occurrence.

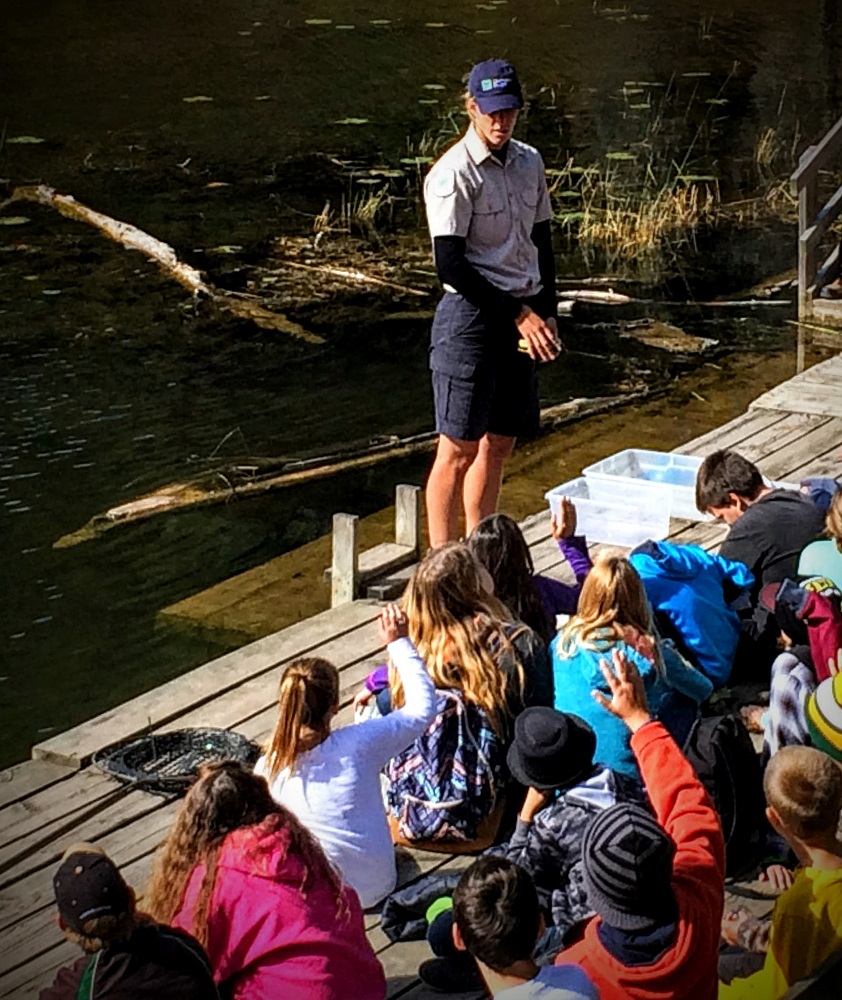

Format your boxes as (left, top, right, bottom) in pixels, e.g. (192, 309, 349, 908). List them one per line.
(54, 387, 653, 548)
(1, 185, 323, 344)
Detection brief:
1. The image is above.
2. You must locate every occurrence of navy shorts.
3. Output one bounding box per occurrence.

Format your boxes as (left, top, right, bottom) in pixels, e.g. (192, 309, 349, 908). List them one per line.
(429, 293, 539, 442)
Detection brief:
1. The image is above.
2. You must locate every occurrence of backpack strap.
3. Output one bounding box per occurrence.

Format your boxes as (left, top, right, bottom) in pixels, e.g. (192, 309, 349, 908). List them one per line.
(442, 690, 499, 802)
(76, 953, 100, 1000)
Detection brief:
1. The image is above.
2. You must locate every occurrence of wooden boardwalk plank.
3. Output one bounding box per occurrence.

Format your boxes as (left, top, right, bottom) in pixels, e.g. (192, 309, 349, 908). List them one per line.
(674, 408, 788, 457)
(0, 760, 76, 811)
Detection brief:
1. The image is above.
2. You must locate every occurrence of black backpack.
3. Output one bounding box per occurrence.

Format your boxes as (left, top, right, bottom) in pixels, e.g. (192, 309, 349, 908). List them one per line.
(682, 714, 766, 878)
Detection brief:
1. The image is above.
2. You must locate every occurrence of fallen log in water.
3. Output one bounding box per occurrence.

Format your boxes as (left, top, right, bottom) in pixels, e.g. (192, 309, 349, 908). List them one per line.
(53, 386, 654, 548)
(0, 185, 323, 344)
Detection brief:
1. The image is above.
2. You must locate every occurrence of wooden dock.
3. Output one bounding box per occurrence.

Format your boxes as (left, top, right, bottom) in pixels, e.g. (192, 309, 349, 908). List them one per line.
(2, 353, 842, 998)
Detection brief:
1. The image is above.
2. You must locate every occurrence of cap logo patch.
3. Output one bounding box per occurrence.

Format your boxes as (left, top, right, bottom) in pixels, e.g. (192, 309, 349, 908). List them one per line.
(481, 77, 509, 92)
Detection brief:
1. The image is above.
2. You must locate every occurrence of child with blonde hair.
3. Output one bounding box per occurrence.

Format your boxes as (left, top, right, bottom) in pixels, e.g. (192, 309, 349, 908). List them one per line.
(254, 604, 436, 908)
(721, 746, 842, 998)
(552, 552, 713, 778)
(377, 543, 552, 846)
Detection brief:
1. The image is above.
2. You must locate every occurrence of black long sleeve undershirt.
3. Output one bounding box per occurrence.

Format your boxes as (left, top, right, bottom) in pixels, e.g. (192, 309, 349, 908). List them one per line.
(433, 219, 557, 321)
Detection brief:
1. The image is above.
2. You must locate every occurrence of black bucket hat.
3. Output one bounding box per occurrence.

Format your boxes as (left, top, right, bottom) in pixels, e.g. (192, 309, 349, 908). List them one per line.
(506, 707, 597, 792)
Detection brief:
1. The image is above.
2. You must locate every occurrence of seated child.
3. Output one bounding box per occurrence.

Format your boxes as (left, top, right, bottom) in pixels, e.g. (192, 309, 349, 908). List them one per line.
(799, 487, 842, 590)
(41, 843, 218, 1000)
(720, 746, 842, 998)
(146, 762, 386, 1000)
(551, 553, 713, 779)
(557, 648, 726, 1000)
(254, 604, 436, 907)
(445, 856, 599, 999)
(469, 499, 592, 644)
(502, 706, 642, 942)
(629, 539, 753, 688)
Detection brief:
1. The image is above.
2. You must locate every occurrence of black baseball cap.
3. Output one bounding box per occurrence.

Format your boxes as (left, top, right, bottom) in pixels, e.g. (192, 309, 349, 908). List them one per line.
(468, 59, 524, 114)
(53, 843, 132, 933)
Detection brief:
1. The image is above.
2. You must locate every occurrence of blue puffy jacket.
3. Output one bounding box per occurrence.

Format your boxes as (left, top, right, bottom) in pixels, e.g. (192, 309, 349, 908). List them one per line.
(630, 540, 754, 688)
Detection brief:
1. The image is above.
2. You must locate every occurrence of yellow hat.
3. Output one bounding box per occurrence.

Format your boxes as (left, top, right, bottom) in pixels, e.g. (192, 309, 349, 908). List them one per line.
(806, 673, 842, 762)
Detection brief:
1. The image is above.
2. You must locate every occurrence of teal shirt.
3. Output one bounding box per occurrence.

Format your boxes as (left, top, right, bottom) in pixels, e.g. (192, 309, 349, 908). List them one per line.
(798, 538, 842, 591)
(550, 631, 712, 778)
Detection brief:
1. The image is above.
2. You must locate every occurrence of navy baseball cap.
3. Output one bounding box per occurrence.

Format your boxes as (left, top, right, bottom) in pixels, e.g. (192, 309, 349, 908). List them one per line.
(468, 59, 524, 113)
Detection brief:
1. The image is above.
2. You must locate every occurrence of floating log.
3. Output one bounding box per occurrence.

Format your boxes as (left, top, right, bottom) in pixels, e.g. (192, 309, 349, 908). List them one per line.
(53, 387, 652, 548)
(279, 259, 429, 297)
(0, 185, 322, 343)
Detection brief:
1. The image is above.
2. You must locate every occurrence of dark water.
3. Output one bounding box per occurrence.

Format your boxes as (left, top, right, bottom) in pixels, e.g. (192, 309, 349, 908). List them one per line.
(1, 0, 841, 767)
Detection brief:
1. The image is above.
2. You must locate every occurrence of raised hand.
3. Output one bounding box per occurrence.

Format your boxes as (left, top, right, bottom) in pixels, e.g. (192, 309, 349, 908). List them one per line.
(550, 496, 577, 540)
(592, 647, 651, 732)
(378, 603, 409, 644)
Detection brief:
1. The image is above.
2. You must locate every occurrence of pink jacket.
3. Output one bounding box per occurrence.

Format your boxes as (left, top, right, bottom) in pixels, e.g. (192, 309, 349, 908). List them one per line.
(172, 825, 386, 1000)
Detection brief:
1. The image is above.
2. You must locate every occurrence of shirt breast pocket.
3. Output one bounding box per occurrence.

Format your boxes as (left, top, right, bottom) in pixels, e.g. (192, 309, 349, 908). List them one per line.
(469, 190, 509, 247)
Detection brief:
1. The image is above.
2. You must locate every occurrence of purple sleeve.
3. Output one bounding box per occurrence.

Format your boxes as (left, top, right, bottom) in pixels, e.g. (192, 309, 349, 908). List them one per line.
(558, 535, 592, 583)
(365, 664, 389, 693)
(533, 574, 579, 617)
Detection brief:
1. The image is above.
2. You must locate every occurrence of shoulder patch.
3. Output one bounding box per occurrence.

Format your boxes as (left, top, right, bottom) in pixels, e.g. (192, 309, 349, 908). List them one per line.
(429, 168, 456, 198)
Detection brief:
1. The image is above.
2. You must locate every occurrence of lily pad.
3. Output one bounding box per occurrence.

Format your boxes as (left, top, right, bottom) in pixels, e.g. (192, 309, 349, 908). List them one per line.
(304, 18, 332, 25)
(6, 136, 46, 144)
(682, 71, 711, 78)
(400, 156, 433, 165)
(629, 103, 650, 110)
(677, 174, 717, 182)
(335, 24, 355, 29)
(556, 211, 585, 224)
(209, 245, 243, 255)
(370, 19, 391, 25)
(183, 95, 214, 103)
(424, 22, 448, 28)
(606, 151, 636, 160)
(335, 117, 370, 125)
(42, 289, 62, 295)
(418, 99, 439, 105)
(0, 216, 30, 226)
(557, 190, 581, 199)
(705, 98, 728, 105)
(254, 95, 273, 101)
(422, 83, 446, 90)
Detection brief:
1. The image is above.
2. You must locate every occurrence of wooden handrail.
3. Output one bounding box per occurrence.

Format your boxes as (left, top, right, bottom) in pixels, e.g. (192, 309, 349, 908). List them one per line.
(800, 182, 842, 252)
(791, 114, 842, 190)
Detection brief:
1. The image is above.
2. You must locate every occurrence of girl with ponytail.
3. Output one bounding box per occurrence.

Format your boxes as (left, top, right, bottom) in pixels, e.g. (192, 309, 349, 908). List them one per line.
(254, 604, 436, 908)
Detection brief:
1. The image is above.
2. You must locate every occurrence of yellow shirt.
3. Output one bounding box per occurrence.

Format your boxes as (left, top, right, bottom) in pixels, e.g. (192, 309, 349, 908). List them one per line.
(720, 867, 842, 999)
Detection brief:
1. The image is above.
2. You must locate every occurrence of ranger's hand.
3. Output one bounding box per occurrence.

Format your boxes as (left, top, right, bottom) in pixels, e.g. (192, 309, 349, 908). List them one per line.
(516, 306, 562, 362)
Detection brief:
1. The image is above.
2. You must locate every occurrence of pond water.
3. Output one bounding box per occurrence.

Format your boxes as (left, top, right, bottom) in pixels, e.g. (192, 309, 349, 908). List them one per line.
(1, 0, 841, 767)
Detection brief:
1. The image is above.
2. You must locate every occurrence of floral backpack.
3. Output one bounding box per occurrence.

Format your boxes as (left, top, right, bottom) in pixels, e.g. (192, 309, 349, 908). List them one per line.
(386, 688, 505, 842)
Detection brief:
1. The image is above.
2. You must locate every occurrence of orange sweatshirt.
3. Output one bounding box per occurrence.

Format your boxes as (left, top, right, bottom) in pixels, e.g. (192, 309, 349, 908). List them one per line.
(558, 721, 726, 1000)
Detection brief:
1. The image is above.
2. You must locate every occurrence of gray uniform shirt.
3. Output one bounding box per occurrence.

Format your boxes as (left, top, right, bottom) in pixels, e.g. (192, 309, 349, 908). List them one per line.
(424, 125, 552, 298)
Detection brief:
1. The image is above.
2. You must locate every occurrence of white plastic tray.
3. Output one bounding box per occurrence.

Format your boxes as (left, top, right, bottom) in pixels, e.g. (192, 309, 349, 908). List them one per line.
(544, 476, 671, 550)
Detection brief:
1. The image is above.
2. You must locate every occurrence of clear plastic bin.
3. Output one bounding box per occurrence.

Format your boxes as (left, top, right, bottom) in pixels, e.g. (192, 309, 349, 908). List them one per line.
(583, 449, 706, 520)
(544, 476, 671, 549)
(583, 448, 802, 521)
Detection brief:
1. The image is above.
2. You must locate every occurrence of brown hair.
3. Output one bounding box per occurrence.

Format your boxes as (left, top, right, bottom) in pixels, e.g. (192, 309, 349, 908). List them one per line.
(695, 449, 764, 511)
(63, 910, 144, 954)
(262, 658, 339, 783)
(145, 761, 345, 948)
(398, 542, 524, 735)
(559, 552, 656, 657)
(826, 490, 842, 554)
(764, 746, 842, 843)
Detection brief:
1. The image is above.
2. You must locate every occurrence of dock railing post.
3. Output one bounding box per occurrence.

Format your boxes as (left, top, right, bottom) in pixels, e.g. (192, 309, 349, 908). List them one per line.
(331, 512, 358, 607)
(797, 146, 818, 328)
(394, 484, 422, 556)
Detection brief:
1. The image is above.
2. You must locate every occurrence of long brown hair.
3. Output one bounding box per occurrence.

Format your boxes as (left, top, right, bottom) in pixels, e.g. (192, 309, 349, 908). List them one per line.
(559, 553, 659, 665)
(262, 657, 339, 783)
(145, 761, 345, 948)
(468, 513, 553, 642)
(398, 542, 524, 734)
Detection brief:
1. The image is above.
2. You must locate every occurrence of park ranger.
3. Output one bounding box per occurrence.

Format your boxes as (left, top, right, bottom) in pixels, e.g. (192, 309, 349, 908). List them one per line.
(423, 58, 561, 547)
